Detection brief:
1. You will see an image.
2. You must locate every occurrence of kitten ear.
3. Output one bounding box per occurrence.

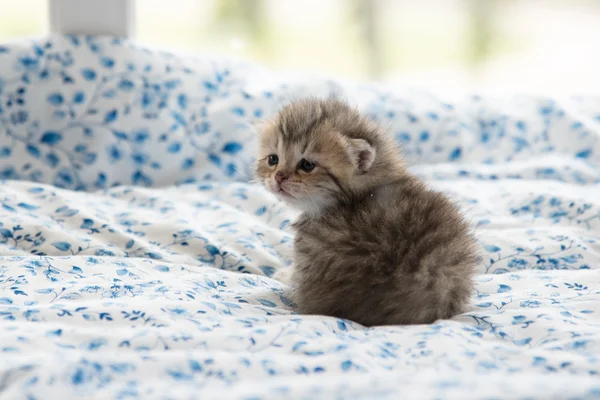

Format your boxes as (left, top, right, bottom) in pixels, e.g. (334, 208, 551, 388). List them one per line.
(248, 119, 272, 136)
(347, 138, 375, 172)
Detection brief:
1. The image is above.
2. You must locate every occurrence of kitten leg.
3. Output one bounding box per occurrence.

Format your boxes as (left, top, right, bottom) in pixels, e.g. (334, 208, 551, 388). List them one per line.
(273, 267, 295, 285)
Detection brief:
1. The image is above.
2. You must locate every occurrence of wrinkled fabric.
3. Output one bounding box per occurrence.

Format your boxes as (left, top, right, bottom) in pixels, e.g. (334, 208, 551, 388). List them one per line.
(0, 36, 599, 399)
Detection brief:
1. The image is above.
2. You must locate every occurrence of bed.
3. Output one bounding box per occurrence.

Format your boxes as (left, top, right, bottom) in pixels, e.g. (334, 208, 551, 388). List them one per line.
(0, 36, 599, 400)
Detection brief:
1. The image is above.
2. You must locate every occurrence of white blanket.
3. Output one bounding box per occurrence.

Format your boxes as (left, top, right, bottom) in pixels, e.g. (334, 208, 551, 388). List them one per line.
(0, 36, 600, 399)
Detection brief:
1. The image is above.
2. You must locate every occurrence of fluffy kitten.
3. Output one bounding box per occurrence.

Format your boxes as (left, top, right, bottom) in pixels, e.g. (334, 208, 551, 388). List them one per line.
(255, 98, 478, 326)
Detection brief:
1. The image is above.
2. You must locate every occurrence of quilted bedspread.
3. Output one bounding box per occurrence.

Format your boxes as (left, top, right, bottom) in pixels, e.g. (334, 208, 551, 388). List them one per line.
(1, 36, 600, 400)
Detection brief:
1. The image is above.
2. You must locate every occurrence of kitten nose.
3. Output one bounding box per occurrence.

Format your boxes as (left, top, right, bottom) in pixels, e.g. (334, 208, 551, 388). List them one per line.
(275, 172, 287, 184)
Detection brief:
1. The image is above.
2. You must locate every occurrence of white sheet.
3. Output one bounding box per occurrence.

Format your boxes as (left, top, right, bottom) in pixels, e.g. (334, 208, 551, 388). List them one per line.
(0, 36, 600, 400)
(0, 172, 599, 399)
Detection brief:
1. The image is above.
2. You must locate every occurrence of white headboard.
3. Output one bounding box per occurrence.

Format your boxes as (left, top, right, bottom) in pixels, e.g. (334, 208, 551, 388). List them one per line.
(49, 0, 135, 38)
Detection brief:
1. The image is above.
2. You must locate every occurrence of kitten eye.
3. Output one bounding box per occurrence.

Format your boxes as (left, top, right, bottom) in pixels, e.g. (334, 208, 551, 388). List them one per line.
(267, 154, 279, 166)
(299, 159, 316, 172)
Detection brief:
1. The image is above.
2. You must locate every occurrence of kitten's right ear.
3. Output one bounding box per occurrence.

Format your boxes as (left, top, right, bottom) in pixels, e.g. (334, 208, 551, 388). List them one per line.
(347, 138, 376, 173)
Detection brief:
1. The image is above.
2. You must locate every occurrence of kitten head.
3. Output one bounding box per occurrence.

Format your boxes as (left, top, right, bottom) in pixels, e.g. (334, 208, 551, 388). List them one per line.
(254, 98, 402, 214)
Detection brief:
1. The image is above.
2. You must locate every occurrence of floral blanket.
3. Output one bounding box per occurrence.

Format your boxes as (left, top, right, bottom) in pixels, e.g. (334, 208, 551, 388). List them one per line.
(0, 36, 599, 399)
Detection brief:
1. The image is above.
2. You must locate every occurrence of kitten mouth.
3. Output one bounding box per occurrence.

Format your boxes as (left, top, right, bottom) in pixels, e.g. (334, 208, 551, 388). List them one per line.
(276, 187, 294, 198)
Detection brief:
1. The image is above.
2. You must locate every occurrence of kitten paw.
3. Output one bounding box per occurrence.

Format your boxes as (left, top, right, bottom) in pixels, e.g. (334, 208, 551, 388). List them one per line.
(273, 268, 294, 285)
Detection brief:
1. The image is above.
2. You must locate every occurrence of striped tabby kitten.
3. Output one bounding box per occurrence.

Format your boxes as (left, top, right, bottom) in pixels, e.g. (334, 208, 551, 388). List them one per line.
(255, 99, 478, 326)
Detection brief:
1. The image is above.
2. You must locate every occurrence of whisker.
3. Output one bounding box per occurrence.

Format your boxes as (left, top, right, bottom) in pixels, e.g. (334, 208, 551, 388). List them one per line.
(315, 184, 335, 193)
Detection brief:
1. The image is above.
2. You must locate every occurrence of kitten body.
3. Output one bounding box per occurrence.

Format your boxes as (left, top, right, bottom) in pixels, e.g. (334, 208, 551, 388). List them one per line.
(256, 99, 478, 326)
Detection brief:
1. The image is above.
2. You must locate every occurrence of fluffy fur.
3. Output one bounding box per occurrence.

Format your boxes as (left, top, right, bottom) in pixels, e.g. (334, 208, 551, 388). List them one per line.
(255, 98, 479, 326)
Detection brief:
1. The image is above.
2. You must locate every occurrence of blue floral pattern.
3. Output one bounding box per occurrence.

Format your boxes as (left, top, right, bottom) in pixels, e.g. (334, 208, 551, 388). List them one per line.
(0, 36, 600, 399)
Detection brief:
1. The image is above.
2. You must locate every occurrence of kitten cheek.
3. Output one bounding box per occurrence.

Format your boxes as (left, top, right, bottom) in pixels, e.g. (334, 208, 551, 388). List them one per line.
(266, 182, 278, 194)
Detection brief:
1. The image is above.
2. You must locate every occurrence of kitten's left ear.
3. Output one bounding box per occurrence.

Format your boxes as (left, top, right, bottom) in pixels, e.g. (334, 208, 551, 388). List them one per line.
(248, 119, 272, 136)
(347, 138, 376, 172)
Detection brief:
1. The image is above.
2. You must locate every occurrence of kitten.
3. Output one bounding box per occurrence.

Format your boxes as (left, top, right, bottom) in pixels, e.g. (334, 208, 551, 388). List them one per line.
(255, 98, 479, 326)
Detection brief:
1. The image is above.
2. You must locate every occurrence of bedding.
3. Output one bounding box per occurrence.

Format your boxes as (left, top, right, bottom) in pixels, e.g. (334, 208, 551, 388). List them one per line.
(0, 36, 600, 399)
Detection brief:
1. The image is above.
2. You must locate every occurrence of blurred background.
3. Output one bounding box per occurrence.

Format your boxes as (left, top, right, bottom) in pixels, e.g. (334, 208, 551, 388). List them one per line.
(1, 0, 599, 95)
